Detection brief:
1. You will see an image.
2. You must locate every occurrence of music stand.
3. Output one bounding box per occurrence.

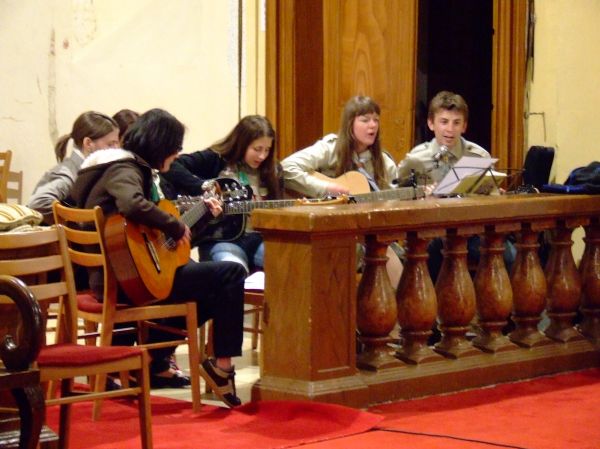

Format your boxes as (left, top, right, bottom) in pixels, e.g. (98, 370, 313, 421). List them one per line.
(433, 156, 506, 197)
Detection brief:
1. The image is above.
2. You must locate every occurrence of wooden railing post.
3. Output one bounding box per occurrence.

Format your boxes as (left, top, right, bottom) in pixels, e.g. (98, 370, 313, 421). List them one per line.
(579, 219, 600, 344)
(544, 219, 585, 342)
(434, 229, 481, 358)
(509, 222, 551, 347)
(473, 225, 517, 352)
(396, 231, 444, 364)
(356, 234, 402, 370)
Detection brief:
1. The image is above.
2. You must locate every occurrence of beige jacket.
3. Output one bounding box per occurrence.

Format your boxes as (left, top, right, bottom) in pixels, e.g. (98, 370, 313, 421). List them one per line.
(282, 134, 398, 197)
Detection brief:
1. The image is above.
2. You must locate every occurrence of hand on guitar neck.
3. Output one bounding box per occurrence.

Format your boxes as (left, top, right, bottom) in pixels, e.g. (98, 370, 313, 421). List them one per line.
(324, 182, 350, 195)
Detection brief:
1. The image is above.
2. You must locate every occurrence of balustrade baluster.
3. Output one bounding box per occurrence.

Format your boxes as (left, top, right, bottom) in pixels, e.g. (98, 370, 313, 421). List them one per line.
(396, 232, 443, 363)
(472, 226, 517, 352)
(509, 222, 551, 347)
(434, 230, 481, 358)
(356, 235, 402, 370)
(544, 220, 585, 342)
(579, 219, 600, 344)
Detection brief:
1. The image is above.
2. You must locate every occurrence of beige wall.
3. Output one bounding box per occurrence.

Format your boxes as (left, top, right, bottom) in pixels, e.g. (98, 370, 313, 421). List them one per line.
(0, 0, 260, 200)
(526, 0, 600, 259)
(527, 0, 600, 183)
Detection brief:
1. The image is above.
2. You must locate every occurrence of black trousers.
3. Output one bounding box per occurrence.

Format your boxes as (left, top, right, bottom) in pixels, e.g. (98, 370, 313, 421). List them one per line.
(148, 259, 245, 373)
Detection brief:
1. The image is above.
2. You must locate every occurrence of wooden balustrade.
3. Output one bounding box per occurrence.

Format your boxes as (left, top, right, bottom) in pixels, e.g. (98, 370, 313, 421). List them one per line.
(251, 194, 600, 408)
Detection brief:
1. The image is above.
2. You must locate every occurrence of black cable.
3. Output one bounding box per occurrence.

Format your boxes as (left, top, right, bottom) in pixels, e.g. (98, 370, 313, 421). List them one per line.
(375, 426, 533, 449)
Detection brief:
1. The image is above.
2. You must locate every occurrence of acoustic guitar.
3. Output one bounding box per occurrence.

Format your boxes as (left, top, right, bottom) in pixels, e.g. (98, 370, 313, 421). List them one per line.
(104, 181, 221, 305)
(308, 171, 425, 202)
(176, 177, 349, 243)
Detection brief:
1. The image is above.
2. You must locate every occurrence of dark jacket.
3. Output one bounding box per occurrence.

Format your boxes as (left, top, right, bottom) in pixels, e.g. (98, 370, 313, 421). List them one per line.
(160, 148, 285, 200)
(160, 148, 225, 199)
(71, 148, 185, 241)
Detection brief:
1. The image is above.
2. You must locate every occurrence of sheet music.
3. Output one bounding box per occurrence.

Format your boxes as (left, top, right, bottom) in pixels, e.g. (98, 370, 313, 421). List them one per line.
(433, 156, 500, 196)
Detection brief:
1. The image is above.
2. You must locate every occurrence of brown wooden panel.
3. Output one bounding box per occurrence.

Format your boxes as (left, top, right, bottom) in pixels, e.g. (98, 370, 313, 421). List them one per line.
(266, 0, 323, 159)
(492, 0, 527, 170)
(323, 0, 417, 163)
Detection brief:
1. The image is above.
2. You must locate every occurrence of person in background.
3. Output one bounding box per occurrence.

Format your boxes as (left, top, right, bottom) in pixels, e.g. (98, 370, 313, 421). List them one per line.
(161, 115, 282, 274)
(281, 95, 403, 289)
(396, 90, 514, 284)
(27, 111, 119, 224)
(71, 108, 245, 407)
(112, 108, 140, 143)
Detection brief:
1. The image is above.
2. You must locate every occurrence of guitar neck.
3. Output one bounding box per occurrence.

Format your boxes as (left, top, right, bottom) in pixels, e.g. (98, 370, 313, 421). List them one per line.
(352, 186, 424, 203)
(224, 199, 298, 215)
(180, 201, 210, 227)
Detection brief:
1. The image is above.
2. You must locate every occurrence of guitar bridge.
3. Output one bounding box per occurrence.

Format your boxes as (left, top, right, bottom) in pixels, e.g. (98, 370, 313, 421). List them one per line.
(142, 232, 161, 273)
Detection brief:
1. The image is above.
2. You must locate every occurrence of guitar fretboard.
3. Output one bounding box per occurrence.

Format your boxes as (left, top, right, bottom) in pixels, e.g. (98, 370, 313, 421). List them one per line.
(180, 201, 209, 227)
(352, 185, 425, 203)
(225, 199, 298, 215)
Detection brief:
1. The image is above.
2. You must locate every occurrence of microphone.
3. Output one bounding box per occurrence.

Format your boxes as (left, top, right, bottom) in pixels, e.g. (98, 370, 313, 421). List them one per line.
(433, 145, 449, 164)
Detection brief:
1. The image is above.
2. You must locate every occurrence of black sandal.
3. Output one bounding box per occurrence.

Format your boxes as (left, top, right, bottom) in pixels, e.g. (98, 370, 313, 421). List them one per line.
(199, 358, 241, 407)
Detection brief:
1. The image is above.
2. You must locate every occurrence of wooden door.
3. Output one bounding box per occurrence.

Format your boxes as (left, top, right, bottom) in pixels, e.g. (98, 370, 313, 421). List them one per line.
(266, 0, 527, 168)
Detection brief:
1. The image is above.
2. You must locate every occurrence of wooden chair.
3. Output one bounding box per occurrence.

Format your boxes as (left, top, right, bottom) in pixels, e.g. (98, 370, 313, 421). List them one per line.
(0, 150, 12, 203)
(6, 170, 23, 204)
(243, 271, 265, 351)
(0, 227, 153, 449)
(52, 202, 201, 414)
(0, 150, 22, 204)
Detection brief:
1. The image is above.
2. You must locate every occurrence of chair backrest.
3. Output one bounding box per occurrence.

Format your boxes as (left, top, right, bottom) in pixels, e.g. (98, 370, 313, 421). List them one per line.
(523, 146, 555, 189)
(0, 227, 80, 344)
(6, 170, 23, 204)
(52, 202, 118, 302)
(0, 150, 12, 202)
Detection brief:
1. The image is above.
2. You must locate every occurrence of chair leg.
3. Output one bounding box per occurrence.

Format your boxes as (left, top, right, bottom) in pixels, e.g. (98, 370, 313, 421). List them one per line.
(185, 303, 202, 412)
(204, 321, 214, 394)
(83, 321, 97, 346)
(58, 379, 72, 449)
(136, 350, 153, 449)
(91, 373, 107, 421)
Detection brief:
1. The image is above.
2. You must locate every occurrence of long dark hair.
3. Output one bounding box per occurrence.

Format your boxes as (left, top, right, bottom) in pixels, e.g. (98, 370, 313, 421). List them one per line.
(334, 96, 388, 190)
(212, 115, 280, 199)
(123, 108, 184, 169)
(54, 111, 117, 162)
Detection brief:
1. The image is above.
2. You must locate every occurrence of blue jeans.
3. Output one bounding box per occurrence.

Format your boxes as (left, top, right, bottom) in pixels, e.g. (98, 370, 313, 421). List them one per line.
(200, 232, 264, 274)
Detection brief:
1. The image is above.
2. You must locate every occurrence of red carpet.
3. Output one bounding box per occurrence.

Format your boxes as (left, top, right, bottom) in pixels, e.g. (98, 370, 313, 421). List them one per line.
(45, 398, 383, 449)
(368, 368, 600, 449)
(46, 369, 600, 448)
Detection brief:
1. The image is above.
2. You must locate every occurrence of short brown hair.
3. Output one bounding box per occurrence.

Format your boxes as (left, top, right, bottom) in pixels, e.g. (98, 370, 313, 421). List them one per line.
(428, 91, 469, 122)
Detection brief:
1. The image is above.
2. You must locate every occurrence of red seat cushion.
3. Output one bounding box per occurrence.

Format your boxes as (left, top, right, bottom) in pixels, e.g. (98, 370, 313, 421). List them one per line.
(77, 291, 129, 314)
(37, 343, 142, 367)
